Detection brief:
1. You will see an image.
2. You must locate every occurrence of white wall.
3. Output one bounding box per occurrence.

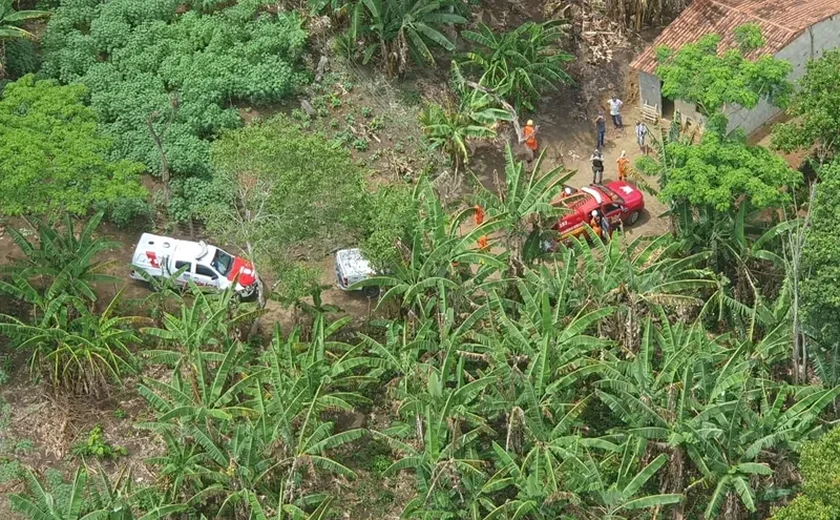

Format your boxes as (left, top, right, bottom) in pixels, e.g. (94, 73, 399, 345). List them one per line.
(726, 14, 840, 135)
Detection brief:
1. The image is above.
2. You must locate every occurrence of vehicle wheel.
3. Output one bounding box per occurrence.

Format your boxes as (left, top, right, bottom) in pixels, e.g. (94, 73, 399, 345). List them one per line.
(362, 286, 380, 298)
(237, 281, 259, 302)
(627, 211, 641, 226)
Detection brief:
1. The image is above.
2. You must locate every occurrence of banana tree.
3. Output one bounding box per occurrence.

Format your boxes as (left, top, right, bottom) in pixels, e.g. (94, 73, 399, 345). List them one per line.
(0, 290, 138, 396)
(3, 211, 118, 305)
(474, 144, 574, 276)
(0, 0, 49, 78)
(571, 234, 717, 351)
(357, 177, 508, 316)
(421, 64, 513, 170)
(10, 465, 183, 520)
(375, 346, 499, 516)
(564, 439, 682, 519)
(460, 21, 574, 111)
(351, 0, 466, 76)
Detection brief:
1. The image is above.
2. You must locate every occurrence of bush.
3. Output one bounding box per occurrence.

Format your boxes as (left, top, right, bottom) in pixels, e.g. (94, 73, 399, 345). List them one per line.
(362, 184, 417, 269)
(71, 425, 127, 460)
(105, 196, 155, 229)
(801, 160, 840, 347)
(0, 75, 146, 217)
(4, 40, 40, 79)
(771, 425, 840, 519)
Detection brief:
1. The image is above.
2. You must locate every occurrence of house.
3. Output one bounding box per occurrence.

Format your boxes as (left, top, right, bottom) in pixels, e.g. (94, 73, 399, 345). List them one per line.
(630, 0, 840, 135)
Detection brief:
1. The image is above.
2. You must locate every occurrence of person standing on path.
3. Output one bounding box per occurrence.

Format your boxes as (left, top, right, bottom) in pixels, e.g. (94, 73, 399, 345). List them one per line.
(635, 120, 648, 154)
(608, 96, 623, 128)
(595, 112, 606, 149)
(522, 119, 539, 163)
(617, 150, 630, 182)
(591, 149, 604, 184)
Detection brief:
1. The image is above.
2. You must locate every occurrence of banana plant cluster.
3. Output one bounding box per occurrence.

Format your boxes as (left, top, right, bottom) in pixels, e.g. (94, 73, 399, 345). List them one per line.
(3, 151, 835, 520)
(0, 213, 136, 396)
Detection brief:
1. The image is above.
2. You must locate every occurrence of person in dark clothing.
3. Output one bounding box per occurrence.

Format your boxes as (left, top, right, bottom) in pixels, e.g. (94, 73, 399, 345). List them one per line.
(591, 149, 604, 184)
(595, 112, 606, 149)
(600, 213, 611, 241)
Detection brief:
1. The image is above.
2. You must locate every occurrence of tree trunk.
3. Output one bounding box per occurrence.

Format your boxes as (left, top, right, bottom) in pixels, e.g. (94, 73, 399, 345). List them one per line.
(147, 112, 172, 207)
(245, 239, 267, 340)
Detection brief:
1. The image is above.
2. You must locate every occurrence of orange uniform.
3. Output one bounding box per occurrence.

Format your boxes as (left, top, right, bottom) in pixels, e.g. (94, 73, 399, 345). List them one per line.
(590, 218, 601, 239)
(617, 156, 630, 181)
(475, 205, 488, 250)
(523, 125, 538, 151)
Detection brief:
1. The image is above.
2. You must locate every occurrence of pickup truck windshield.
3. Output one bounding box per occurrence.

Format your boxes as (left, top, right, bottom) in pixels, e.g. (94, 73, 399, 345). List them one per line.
(211, 249, 234, 276)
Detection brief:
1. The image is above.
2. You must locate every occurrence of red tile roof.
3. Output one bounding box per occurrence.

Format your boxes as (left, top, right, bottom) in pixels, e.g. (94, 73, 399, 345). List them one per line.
(631, 0, 840, 74)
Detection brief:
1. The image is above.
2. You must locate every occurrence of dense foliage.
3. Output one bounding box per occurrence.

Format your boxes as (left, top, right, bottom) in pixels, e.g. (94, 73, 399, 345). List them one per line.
(773, 49, 840, 163)
(347, 0, 466, 76)
(4, 167, 835, 519)
(641, 130, 801, 213)
(655, 24, 792, 129)
(800, 160, 840, 350)
(4, 5, 840, 520)
(0, 75, 146, 218)
(199, 115, 368, 298)
(460, 20, 574, 111)
(771, 426, 840, 520)
(41, 0, 308, 214)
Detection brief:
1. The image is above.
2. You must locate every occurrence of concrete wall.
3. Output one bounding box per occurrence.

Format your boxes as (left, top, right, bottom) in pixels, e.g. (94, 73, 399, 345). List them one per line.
(638, 72, 663, 115)
(726, 14, 840, 135)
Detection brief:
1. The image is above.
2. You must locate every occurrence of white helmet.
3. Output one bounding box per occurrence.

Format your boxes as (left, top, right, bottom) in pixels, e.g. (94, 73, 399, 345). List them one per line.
(591, 210, 598, 217)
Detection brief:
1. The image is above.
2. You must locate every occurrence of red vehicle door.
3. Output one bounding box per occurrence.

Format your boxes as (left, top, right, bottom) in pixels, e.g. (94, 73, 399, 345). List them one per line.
(602, 202, 623, 226)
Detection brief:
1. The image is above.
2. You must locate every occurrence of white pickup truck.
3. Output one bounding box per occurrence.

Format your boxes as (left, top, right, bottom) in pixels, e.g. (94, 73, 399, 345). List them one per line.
(130, 233, 259, 300)
(335, 248, 378, 295)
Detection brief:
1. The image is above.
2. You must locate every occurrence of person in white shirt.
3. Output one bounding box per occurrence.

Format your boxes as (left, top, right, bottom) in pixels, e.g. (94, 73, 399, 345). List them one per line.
(608, 96, 623, 128)
(635, 120, 648, 154)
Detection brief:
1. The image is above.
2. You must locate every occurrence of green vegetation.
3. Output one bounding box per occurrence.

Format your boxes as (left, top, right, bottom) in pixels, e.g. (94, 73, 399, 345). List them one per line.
(771, 426, 840, 519)
(773, 49, 840, 163)
(0, 75, 146, 218)
(347, 0, 466, 76)
(3, 5, 840, 520)
(41, 0, 308, 217)
(655, 23, 792, 130)
(0, 0, 49, 72)
(460, 20, 574, 111)
(199, 114, 368, 300)
(801, 161, 840, 355)
(71, 425, 128, 459)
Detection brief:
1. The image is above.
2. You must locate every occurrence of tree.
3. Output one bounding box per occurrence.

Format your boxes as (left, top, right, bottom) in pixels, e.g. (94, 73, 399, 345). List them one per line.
(655, 24, 792, 130)
(773, 49, 840, 164)
(459, 21, 574, 111)
(0, 75, 146, 218)
(3, 212, 119, 305)
(475, 144, 573, 274)
(420, 82, 512, 169)
(349, 0, 466, 76)
(199, 115, 368, 318)
(800, 160, 840, 353)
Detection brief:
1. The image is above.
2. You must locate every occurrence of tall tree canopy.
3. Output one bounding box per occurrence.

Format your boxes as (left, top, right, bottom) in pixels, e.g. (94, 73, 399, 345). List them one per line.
(199, 115, 368, 298)
(649, 130, 801, 213)
(773, 49, 840, 163)
(0, 75, 145, 217)
(800, 160, 840, 347)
